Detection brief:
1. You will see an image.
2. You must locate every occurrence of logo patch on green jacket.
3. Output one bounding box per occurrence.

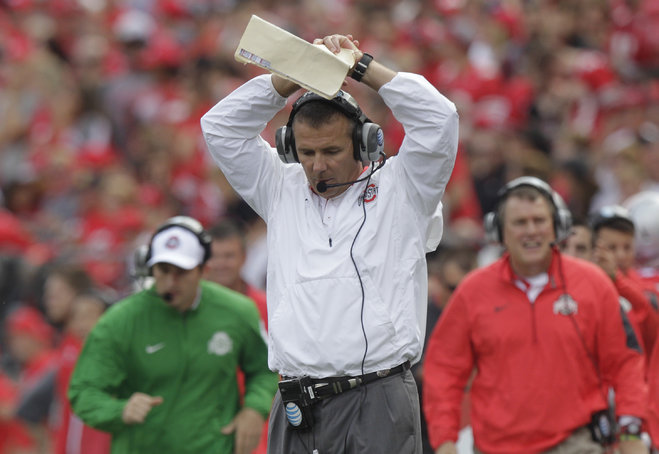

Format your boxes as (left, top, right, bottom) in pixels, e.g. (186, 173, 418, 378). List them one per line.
(208, 331, 233, 356)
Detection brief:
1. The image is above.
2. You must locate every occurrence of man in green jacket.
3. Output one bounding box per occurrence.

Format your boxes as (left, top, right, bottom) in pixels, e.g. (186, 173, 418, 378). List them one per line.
(68, 216, 278, 454)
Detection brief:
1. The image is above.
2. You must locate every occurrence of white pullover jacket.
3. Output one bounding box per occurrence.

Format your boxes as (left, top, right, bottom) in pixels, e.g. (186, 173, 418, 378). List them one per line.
(201, 73, 458, 377)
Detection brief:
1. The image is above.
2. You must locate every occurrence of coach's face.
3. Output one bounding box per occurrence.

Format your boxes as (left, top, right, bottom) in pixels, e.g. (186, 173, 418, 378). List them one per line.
(294, 114, 364, 199)
(152, 263, 202, 312)
(502, 195, 555, 277)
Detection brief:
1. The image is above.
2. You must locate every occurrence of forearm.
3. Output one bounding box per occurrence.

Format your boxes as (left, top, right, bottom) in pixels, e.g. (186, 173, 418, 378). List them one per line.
(616, 272, 652, 320)
(243, 371, 279, 418)
(67, 317, 129, 433)
(599, 291, 648, 416)
(69, 386, 127, 432)
(271, 74, 301, 98)
(423, 298, 473, 447)
(357, 58, 397, 92)
(379, 72, 459, 214)
(201, 75, 286, 141)
(201, 75, 286, 217)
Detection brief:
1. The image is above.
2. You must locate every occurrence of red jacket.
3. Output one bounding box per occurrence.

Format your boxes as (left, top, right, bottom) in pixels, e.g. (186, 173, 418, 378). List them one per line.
(615, 270, 659, 362)
(649, 334, 659, 449)
(423, 250, 647, 454)
(54, 334, 111, 454)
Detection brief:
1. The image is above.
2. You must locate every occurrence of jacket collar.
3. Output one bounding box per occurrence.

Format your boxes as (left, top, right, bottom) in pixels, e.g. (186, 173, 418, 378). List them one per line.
(499, 247, 564, 291)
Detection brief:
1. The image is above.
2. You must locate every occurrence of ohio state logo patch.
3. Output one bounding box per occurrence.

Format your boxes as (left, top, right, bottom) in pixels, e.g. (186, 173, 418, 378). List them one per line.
(358, 184, 378, 206)
(208, 331, 233, 356)
(553, 294, 578, 315)
(165, 236, 180, 249)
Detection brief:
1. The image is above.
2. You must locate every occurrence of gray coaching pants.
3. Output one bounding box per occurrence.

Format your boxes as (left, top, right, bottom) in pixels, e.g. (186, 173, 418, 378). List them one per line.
(267, 369, 422, 454)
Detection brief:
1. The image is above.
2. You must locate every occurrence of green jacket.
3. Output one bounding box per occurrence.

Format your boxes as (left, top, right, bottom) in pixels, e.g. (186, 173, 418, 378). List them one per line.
(68, 280, 278, 454)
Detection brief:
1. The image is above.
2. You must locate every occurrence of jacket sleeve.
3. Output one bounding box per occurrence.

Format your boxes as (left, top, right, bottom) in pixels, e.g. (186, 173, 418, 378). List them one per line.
(615, 271, 659, 355)
(378, 73, 459, 250)
(68, 308, 129, 433)
(237, 303, 279, 418)
(200, 75, 288, 221)
(596, 277, 648, 418)
(647, 336, 659, 445)
(422, 291, 474, 449)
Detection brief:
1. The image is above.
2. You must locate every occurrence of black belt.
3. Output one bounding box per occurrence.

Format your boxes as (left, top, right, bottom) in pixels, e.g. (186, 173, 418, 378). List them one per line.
(284, 361, 411, 400)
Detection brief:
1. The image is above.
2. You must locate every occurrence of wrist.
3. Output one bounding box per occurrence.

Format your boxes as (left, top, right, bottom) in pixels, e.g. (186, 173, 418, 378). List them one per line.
(350, 52, 373, 82)
(618, 415, 643, 440)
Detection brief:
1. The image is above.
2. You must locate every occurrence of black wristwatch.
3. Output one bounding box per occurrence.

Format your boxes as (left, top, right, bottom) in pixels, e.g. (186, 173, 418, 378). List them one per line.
(350, 53, 373, 82)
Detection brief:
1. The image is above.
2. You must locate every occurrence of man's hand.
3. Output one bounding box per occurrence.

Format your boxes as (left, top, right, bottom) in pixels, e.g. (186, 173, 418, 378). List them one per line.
(313, 34, 360, 56)
(592, 241, 618, 280)
(121, 392, 163, 424)
(619, 438, 649, 454)
(313, 33, 396, 90)
(221, 407, 265, 454)
(435, 441, 457, 454)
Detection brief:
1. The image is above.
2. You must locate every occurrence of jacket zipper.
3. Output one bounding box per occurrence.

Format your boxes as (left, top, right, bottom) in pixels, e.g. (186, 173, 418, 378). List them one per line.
(531, 302, 538, 344)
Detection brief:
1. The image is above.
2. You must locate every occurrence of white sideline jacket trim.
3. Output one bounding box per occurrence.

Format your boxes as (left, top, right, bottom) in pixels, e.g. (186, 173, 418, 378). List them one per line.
(201, 73, 458, 377)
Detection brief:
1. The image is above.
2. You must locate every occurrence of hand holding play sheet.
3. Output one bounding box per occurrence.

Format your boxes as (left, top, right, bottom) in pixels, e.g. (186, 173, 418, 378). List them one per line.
(234, 15, 356, 99)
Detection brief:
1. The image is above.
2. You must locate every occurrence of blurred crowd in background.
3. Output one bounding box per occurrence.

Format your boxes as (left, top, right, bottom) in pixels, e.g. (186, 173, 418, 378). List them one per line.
(1, 0, 658, 452)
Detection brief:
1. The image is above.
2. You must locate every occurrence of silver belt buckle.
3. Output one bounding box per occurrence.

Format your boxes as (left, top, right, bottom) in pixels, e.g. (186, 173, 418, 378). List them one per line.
(376, 368, 391, 378)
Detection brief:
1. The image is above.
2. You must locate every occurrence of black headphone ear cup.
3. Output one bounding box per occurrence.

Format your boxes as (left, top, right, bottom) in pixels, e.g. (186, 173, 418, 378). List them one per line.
(545, 190, 571, 241)
(197, 230, 212, 263)
(554, 198, 573, 242)
(275, 126, 298, 163)
(483, 211, 501, 243)
(133, 244, 151, 278)
(359, 122, 384, 163)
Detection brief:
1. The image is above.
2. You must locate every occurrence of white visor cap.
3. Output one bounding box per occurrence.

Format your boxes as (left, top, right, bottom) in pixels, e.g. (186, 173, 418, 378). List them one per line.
(146, 226, 205, 270)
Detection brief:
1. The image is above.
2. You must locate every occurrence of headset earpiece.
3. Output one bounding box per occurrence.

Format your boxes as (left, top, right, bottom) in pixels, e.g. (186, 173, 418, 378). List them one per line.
(358, 123, 385, 163)
(483, 211, 499, 244)
(277, 90, 384, 164)
(142, 216, 212, 276)
(551, 192, 573, 241)
(275, 125, 298, 163)
(483, 176, 572, 244)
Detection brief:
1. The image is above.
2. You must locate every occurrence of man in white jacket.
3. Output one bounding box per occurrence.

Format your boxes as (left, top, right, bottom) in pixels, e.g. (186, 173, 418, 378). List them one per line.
(201, 33, 459, 454)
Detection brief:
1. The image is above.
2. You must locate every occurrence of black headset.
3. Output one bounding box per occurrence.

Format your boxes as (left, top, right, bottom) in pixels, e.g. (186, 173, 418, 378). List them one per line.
(143, 216, 212, 274)
(589, 205, 634, 232)
(275, 90, 384, 164)
(483, 176, 573, 244)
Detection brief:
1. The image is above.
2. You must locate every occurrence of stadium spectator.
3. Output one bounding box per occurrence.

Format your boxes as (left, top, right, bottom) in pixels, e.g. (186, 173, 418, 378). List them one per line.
(590, 205, 659, 359)
(205, 219, 268, 328)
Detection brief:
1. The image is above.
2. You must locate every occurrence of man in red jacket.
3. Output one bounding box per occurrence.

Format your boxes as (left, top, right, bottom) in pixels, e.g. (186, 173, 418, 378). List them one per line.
(204, 219, 268, 329)
(423, 176, 648, 454)
(204, 218, 269, 454)
(590, 205, 659, 361)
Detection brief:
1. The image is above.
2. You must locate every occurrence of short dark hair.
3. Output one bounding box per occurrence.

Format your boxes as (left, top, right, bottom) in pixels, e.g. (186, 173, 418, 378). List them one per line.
(590, 206, 635, 236)
(497, 185, 557, 228)
(592, 218, 635, 236)
(292, 100, 355, 130)
(207, 219, 247, 251)
(428, 246, 478, 281)
(76, 288, 115, 310)
(48, 265, 94, 294)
